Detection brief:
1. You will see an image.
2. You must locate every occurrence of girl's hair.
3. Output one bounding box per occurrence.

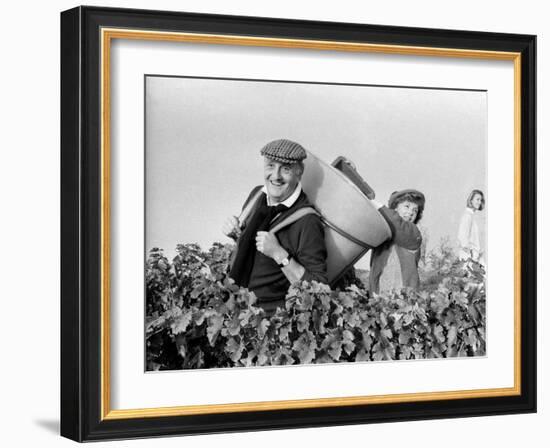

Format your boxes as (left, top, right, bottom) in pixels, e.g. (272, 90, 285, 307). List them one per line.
(389, 190, 425, 224)
(466, 189, 485, 211)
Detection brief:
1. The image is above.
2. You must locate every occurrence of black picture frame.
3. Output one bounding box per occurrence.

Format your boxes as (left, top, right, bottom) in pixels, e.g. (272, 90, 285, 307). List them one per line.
(61, 5, 536, 442)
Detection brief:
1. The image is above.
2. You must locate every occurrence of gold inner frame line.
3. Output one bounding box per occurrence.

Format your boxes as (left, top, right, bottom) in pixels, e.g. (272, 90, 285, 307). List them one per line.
(100, 27, 522, 421)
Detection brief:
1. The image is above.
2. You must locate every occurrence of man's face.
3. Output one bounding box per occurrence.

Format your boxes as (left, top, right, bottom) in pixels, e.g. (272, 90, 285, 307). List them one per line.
(263, 157, 301, 203)
(395, 200, 419, 223)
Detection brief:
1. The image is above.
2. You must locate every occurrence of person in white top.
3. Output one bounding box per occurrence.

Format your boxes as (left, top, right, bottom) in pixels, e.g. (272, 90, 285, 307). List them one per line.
(457, 189, 485, 264)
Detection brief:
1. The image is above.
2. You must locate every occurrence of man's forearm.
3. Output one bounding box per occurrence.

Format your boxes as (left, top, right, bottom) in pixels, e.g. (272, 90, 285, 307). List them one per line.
(271, 247, 306, 284)
(281, 258, 306, 284)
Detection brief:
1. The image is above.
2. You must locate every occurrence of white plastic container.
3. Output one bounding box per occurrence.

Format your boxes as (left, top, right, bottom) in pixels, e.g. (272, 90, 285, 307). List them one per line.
(301, 151, 391, 284)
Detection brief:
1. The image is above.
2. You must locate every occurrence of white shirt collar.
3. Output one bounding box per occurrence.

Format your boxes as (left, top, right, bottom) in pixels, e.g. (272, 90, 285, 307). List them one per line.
(262, 182, 302, 208)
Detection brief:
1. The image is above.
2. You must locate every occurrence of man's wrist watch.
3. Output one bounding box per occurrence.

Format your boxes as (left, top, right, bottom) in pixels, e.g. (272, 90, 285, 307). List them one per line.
(277, 255, 291, 267)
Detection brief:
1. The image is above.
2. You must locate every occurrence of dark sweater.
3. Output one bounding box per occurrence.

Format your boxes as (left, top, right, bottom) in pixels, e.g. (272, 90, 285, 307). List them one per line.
(237, 186, 328, 312)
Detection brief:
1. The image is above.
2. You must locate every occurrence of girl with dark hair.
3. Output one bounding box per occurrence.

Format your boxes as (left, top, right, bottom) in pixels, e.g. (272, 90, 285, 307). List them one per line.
(457, 189, 485, 264)
(369, 189, 426, 293)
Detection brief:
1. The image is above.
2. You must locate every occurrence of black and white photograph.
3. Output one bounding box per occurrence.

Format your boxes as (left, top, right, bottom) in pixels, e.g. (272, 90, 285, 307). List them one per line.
(145, 75, 487, 371)
(52, 2, 538, 444)
(1, 0, 545, 444)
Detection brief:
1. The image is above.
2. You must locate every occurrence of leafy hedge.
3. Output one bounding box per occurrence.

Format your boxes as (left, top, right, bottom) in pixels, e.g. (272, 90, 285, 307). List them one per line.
(146, 242, 486, 370)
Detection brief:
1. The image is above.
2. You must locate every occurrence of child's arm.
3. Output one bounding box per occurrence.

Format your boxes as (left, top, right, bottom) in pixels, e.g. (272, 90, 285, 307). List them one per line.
(371, 200, 422, 250)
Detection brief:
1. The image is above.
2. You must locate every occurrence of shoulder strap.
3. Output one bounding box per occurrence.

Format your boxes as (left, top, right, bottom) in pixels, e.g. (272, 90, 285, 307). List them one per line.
(268, 206, 374, 250)
(238, 188, 264, 228)
(269, 207, 319, 234)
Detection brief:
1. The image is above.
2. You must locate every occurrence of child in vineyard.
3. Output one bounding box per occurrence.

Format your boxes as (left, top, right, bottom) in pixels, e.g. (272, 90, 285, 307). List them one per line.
(369, 189, 425, 293)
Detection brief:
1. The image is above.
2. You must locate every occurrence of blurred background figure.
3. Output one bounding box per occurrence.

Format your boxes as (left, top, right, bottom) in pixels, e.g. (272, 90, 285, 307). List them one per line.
(457, 189, 485, 265)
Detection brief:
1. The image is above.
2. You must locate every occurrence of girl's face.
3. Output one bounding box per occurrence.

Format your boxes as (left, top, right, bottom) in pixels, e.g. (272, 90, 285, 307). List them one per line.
(395, 200, 419, 223)
(471, 193, 483, 210)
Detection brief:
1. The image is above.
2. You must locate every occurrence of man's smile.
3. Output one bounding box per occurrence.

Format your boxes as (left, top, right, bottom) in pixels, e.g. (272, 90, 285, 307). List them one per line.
(263, 157, 302, 203)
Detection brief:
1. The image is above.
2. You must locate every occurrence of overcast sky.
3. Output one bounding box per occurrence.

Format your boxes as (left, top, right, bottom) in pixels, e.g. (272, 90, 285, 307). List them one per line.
(145, 76, 487, 269)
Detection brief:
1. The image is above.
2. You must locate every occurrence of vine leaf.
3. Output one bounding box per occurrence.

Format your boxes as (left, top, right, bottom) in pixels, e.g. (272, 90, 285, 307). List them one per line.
(171, 310, 193, 335)
(292, 331, 317, 364)
(207, 315, 224, 346)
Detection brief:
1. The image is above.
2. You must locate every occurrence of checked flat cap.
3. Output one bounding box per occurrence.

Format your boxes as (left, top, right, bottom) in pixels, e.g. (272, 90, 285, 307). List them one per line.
(260, 139, 307, 163)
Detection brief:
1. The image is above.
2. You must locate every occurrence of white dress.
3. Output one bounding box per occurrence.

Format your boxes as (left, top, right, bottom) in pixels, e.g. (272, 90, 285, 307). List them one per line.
(457, 208, 482, 262)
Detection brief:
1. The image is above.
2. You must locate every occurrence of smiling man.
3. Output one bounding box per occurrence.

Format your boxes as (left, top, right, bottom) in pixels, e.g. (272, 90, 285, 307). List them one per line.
(223, 139, 328, 315)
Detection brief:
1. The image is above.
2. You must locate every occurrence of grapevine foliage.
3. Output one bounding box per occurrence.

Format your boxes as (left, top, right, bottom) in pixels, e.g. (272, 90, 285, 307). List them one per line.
(146, 241, 486, 370)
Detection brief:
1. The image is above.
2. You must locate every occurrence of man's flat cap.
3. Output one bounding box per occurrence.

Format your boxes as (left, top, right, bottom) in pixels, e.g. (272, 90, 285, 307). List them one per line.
(260, 139, 307, 163)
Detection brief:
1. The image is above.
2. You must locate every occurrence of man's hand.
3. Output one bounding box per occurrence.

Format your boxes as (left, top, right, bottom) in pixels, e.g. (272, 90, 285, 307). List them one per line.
(222, 216, 241, 240)
(255, 231, 287, 261)
(257, 231, 305, 282)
